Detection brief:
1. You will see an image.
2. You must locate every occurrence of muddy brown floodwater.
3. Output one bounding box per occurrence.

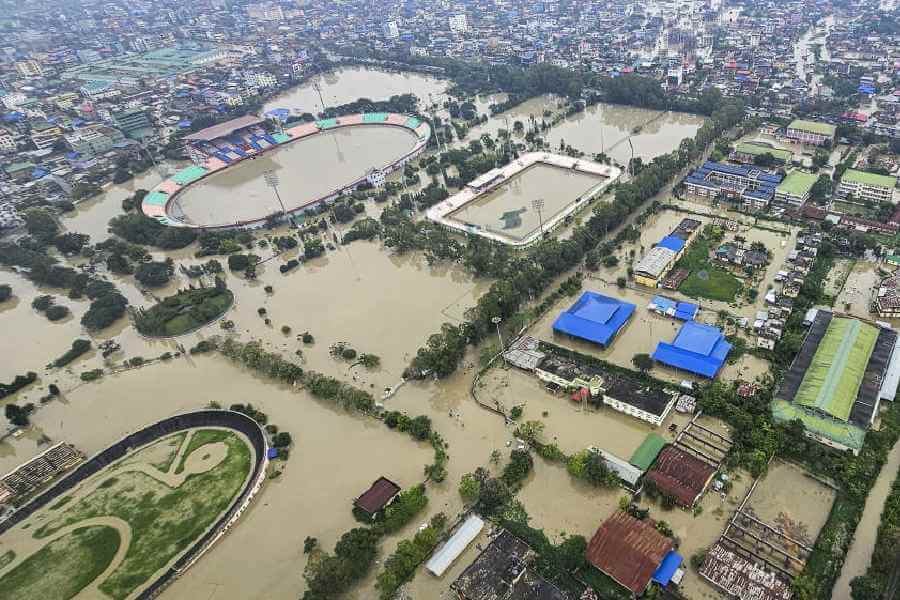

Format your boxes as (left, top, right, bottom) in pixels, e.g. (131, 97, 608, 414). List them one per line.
(263, 67, 450, 115)
(173, 125, 421, 227)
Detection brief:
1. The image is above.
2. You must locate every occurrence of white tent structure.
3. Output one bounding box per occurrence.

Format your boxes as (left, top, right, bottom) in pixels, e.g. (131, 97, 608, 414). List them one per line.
(425, 514, 485, 577)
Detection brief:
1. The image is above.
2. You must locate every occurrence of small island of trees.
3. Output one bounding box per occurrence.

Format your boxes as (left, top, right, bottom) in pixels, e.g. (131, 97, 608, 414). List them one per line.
(135, 280, 233, 337)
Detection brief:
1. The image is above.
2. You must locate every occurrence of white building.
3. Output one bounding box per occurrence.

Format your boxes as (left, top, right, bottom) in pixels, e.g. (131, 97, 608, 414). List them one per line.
(383, 21, 400, 39)
(838, 169, 897, 204)
(244, 71, 278, 89)
(366, 168, 386, 187)
(15, 60, 43, 78)
(0, 130, 16, 154)
(449, 14, 468, 33)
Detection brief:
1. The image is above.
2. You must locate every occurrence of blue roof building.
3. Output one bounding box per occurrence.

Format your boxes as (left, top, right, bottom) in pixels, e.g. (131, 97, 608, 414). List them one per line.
(682, 161, 784, 212)
(652, 550, 684, 585)
(649, 295, 699, 321)
(553, 292, 636, 348)
(652, 321, 732, 378)
(657, 235, 686, 253)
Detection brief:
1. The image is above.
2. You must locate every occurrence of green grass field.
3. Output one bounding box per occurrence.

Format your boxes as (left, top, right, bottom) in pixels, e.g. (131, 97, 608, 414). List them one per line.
(671, 227, 743, 303)
(0, 526, 120, 600)
(4, 429, 253, 600)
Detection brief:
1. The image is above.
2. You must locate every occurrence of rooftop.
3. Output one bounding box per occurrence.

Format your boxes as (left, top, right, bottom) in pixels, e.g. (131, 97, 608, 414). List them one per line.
(184, 115, 264, 142)
(635, 246, 677, 278)
(644, 445, 716, 507)
(354, 476, 400, 515)
(841, 168, 897, 189)
(777, 170, 818, 197)
(585, 511, 673, 595)
(552, 291, 636, 348)
(787, 119, 837, 136)
(652, 321, 732, 379)
(734, 141, 792, 162)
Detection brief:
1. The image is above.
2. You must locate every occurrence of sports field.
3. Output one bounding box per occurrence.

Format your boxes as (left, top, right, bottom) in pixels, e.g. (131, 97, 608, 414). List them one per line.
(0, 428, 254, 600)
(794, 317, 877, 421)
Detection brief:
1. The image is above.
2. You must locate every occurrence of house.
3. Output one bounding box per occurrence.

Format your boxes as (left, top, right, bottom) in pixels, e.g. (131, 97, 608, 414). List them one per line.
(644, 445, 717, 507)
(453, 529, 569, 600)
(585, 511, 681, 596)
(353, 476, 401, 517)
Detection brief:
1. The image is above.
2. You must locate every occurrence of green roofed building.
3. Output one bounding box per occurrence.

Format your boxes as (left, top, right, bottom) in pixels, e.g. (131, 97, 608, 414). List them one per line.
(732, 142, 792, 165)
(785, 119, 837, 146)
(774, 170, 818, 207)
(838, 169, 897, 204)
(629, 433, 667, 471)
(772, 311, 900, 454)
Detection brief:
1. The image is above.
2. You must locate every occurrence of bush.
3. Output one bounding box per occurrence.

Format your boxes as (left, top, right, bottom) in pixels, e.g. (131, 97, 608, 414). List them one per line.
(279, 259, 300, 273)
(134, 260, 173, 288)
(80, 369, 104, 382)
(281, 325, 291, 334)
(272, 431, 293, 448)
(45, 305, 70, 321)
(459, 473, 481, 502)
(0, 372, 38, 400)
(0, 284, 11, 302)
(228, 254, 251, 271)
(341, 347, 357, 360)
(302, 332, 314, 344)
(32, 294, 55, 311)
(81, 292, 128, 330)
(501, 449, 534, 489)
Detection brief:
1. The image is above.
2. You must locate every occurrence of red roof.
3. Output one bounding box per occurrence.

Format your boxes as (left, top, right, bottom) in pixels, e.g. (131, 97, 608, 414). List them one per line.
(645, 445, 715, 507)
(585, 512, 673, 594)
(354, 477, 401, 514)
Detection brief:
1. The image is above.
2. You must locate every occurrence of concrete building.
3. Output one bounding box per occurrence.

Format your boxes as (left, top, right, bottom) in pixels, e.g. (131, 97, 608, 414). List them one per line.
(838, 169, 897, 204)
(784, 119, 837, 146)
(731, 141, 792, 165)
(383, 21, 400, 40)
(65, 124, 125, 158)
(774, 170, 818, 207)
(245, 72, 277, 89)
(682, 161, 783, 211)
(30, 121, 63, 151)
(14, 60, 43, 78)
(633, 218, 701, 287)
(449, 14, 468, 33)
(112, 108, 153, 139)
(365, 168, 385, 187)
(0, 129, 16, 154)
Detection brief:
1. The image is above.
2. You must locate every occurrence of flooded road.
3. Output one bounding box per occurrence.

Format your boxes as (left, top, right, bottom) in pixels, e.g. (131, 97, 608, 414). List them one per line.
(833, 438, 900, 600)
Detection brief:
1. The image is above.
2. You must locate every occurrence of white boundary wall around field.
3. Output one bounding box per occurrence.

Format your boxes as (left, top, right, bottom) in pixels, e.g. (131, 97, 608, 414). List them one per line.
(426, 152, 621, 247)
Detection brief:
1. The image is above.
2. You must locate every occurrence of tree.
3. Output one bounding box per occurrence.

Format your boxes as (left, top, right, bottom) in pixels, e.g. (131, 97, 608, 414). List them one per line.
(556, 535, 588, 572)
(272, 431, 293, 448)
(5, 403, 32, 426)
(0, 284, 10, 302)
(477, 477, 511, 515)
(228, 254, 250, 271)
(304, 239, 325, 259)
(632, 353, 654, 373)
(501, 449, 533, 488)
(54, 232, 90, 254)
(810, 173, 831, 203)
(458, 473, 481, 502)
(23, 209, 59, 242)
(850, 575, 882, 600)
(134, 260, 174, 288)
(358, 353, 381, 369)
(45, 304, 70, 321)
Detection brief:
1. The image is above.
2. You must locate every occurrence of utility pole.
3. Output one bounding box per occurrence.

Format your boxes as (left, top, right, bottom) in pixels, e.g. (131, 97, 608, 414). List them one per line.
(532, 197, 545, 238)
(492, 316, 505, 364)
(263, 170, 289, 225)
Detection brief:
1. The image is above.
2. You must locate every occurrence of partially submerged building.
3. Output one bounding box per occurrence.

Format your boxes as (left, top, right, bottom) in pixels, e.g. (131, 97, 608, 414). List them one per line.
(453, 529, 569, 600)
(634, 218, 702, 288)
(771, 311, 900, 454)
(784, 119, 836, 146)
(652, 321, 732, 379)
(585, 511, 682, 596)
(353, 476, 401, 517)
(682, 161, 783, 211)
(552, 291, 636, 349)
(644, 445, 717, 508)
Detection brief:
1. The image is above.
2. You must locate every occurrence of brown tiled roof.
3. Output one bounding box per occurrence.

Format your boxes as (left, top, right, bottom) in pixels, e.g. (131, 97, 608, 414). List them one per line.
(354, 476, 401, 514)
(645, 445, 716, 507)
(585, 511, 673, 595)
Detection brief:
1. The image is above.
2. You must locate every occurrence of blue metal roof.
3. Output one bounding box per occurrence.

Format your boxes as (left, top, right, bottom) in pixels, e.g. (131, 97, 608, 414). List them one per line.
(657, 235, 686, 253)
(652, 551, 683, 585)
(652, 321, 731, 378)
(675, 302, 698, 321)
(553, 291, 636, 348)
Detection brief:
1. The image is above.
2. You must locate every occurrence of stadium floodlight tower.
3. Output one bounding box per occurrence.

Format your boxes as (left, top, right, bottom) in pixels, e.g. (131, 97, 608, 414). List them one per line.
(263, 170, 289, 224)
(532, 197, 545, 237)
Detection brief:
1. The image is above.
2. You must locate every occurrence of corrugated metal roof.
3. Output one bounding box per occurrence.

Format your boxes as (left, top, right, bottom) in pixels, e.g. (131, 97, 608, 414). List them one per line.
(586, 511, 673, 594)
(426, 514, 484, 576)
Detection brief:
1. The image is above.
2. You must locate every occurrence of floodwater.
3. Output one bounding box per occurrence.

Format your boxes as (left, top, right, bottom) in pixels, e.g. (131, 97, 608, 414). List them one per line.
(746, 461, 836, 544)
(834, 260, 881, 320)
(544, 104, 706, 166)
(263, 67, 449, 116)
(61, 166, 175, 241)
(447, 163, 604, 242)
(832, 437, 900, 600)
(174, 125, 420, 226)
